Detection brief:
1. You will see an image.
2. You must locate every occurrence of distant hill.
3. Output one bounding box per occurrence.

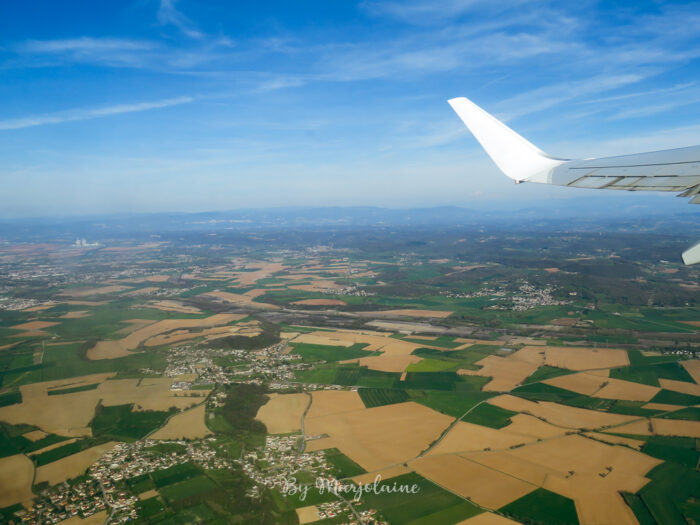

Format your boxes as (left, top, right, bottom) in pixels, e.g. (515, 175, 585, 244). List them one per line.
(0, 195, 697, 242)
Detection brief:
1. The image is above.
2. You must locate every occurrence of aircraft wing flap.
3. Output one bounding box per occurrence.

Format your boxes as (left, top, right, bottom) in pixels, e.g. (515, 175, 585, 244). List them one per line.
(567, 176, 625, 189)
(568, 145, 700, 169)
(569, 165, 695, 177)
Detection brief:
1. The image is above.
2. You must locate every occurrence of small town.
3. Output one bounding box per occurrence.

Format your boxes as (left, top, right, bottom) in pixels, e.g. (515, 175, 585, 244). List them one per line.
(18, 439, 231, 524)
(239, 435, 384, 525)
(441, 281, 569, 310)
(160, 339, 308, 391)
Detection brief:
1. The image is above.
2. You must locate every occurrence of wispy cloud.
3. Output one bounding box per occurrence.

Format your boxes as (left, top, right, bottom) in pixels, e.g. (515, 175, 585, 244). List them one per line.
(608, 96, 700, 121)
(0, 96, 194, 131)
(360, 0, 532, 25)
(19, 37, 154, 53)
(493, 74, 648, 121)
(7, 3, 232, 71)
(157, 0, 204, 39)
(8, 35, 232, 71)
(311, 28, 575, 83)
(14, 37, 157, 68)
(580, 82, 696, 105)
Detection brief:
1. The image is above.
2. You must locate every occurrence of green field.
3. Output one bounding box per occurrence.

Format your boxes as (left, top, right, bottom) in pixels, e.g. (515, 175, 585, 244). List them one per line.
(659, 407, 700, 421)
(152, 462, 203, 488)
(622, 492, 657, 525)
(499, 488, 579, 525)
(512, 382, 579, 403)
(462, 402, 517, 429)
(396, 372, 462, 391)
(1, 342, 165, 388)
(522, 365, 574, 383)
(33, 437, 107, 466)
(638, 461, 700, 525)
(333, 366, 364, 385)
(407, 358, 460, 372)
(325, 448, 367, 478)
(407, 502, 485, 525)
(289, 342, 370, 362)
(91, 403, 172, 441)
(403, 336, 463, 349)
(410, 390, 492, 418)
(135, 495, 168, 520)
(604, 400, 663, 417)
(610, 362, 694, 387)
(127, 473, 155, 494)
(296, 365, 400, 388)
(159, 475, 218, 501)
(0, 422, 70, 458)
(410, 345, 500, 372)
(650, 389, 700, 406)
(280, 476, 341, 508)
(0, 389, 21, 407)
(294, 366, 340, 384)
(626, 350, 686, 366)
(48, 302, 188, 341)
(640, 436, 700, 468)
(361, 472, 483, 524)
(358, 388, 410, 408)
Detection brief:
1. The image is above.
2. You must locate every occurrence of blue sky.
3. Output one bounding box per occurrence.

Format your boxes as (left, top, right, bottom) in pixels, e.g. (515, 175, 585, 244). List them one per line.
(2, 0, 700, 217)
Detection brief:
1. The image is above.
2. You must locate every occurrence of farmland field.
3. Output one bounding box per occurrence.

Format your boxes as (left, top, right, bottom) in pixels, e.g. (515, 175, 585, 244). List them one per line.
(410, 390, 492, 418)
(91, 403, 172, 441)
(499, 488, 579, 525)
(361, 472, 483, 524)
(0, 218, 699, 524)
(289, 342, 371, 362)
(358, 387, 410, 408)
(462, 403, 518, 429)
(324, 448, 367, 478)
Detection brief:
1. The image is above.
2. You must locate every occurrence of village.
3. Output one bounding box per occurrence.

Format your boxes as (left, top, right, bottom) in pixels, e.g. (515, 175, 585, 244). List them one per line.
(18, 438, 229, 524)
(162, 339, 310, 391)
(442, 281, 570, 311)
(239, 435, 384, 525)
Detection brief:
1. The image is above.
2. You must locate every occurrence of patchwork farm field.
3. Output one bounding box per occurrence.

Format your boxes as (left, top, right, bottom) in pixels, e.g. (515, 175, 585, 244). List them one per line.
(0, 226, 698, 524)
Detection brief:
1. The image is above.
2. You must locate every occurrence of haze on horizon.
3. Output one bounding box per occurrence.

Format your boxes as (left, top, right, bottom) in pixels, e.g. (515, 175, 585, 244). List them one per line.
(2, 0, 700, 218)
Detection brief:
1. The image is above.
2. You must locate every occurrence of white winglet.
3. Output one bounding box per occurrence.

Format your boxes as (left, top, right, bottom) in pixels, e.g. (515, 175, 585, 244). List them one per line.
(682, 242, 700, 265)
(448, 97, 567, 182)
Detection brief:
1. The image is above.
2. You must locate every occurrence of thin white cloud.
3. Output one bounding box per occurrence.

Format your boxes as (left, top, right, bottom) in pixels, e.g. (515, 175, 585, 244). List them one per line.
(312, 29, 574, 83)
(493, 74, 648, 121)
(9, 36, 229, 71)
(13, 37, 158, 68)
(157, 0, 204, 39)
(552, 123, 700, 159)
(18, 37, 154, 53)
(360, 0, 531, 24)
(608, 96, 700, 121)
(0, 96, 194, 131)
(580, 82, 696, 105)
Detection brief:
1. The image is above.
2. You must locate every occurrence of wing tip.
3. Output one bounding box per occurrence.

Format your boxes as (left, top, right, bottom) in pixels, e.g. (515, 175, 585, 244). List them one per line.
(682, 242, 700, 265)
(447, 95, 564, 182)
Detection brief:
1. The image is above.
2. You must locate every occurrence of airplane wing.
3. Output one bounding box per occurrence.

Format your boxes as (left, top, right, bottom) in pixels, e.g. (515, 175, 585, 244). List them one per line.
(448, 97, 700, 265)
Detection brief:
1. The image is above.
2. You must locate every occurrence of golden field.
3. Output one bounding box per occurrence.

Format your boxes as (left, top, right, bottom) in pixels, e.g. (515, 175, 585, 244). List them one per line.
(87, 313, 245, 359)
(150, 404, 211, 440)
(0, 454, 34, 507)
(0, 374, 209, 436)
(256, 393, 310, 434)
(304, 402, 453, 472)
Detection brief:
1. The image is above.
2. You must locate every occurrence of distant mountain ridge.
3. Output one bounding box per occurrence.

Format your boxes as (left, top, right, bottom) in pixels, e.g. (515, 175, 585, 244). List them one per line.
(0, 195, 697, 242)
